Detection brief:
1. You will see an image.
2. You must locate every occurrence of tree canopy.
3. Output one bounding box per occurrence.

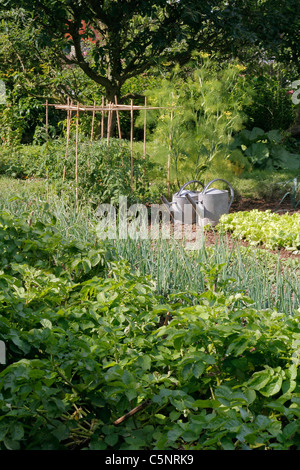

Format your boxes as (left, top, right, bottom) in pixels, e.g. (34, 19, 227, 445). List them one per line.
(2, 0, 298, 103)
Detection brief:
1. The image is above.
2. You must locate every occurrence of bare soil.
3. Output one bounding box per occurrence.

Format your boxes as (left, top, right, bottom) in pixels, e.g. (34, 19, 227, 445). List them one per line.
(230, 195, 300, 215)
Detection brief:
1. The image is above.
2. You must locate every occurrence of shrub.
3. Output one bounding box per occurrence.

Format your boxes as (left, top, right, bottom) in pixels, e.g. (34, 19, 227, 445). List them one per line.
(230, 127, 300, 170)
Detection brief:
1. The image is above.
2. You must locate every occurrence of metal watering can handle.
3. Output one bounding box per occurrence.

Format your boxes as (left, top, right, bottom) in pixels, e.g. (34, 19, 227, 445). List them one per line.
(203, 179, 234, 211)
(177, 180, 204, 196)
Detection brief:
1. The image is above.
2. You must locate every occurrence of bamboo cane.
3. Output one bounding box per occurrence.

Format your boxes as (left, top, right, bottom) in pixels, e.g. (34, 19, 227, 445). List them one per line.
(90, 100, 96, 143)
(113, 399, 151, 426)
(168, 109, 173, 198)
(63, 97, 71, 183)
(46, 167, 49, 202)
(115, 95, 124, 167)
(130, 99, 134, 193)
(101, 96, 104, 138)
(45, 99, 49, 143)
(45, 99, 49, 197)
(107, 102, 112, 147)
(114, 95, 122, 139)
(144, 96, 147, 158)
(143, 96, 147, 188)
(75, 102, 79, 204)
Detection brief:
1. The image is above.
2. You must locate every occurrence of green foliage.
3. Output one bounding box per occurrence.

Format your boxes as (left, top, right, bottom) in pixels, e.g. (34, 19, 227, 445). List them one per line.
(243, 65, 296, 131)
(0, 8, 110, 145)
(0, 104, 26, 146)
(231, 127, 300, 170)
(115, 235, 300, 315)
(4, 0, 282, 103)
(217, 209, 300, 253)
(277, 176, 300, 210)
(0, 139, 152, 205)
(138, 57, 251, 187)
(1, 210, 300, 449)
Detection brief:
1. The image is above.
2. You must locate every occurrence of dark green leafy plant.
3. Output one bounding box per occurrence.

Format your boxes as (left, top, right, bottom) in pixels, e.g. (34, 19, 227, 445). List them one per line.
(0, 138, 153, 205)
(243, 67, 295, 132)
(1, 210, 300, 450)
(231, 127, 300, 170)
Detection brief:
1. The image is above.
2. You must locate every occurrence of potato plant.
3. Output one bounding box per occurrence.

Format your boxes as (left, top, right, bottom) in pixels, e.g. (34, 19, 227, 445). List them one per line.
(1, 210, 300, 450)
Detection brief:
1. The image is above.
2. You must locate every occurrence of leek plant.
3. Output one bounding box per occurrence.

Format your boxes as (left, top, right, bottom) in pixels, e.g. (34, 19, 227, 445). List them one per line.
(113, 233, 300, 315)
(277, 176, 300, 210)
(0, 176, 298, 315)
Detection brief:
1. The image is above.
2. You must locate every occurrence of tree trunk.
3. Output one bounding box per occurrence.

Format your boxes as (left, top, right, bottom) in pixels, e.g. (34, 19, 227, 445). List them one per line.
(105, 86, 121, 138)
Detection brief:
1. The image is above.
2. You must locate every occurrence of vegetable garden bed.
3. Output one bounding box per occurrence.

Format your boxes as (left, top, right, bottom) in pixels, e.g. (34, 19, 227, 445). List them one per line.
(1, 210, 300, 450)
(0, 184, 300, 451)
(217, 210, 300, 254)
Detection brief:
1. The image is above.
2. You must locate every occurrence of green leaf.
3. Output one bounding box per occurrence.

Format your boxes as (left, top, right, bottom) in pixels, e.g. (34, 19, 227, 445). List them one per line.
(122, 370, 134, 386)
(193, 399, 219, 409)
(52, 423, 70, 442)
(4, 438, 20, 450)
(193, 362, 205, 378)
(10, 423, 24, 441)
(167, 427, 182, 442)
(247, 369, 272, 390)
(105, 433, 119, 447)
(137, 355, 151, 371)
(282, 379, 296, 395)
(40, 318, 52, 329)
(260, 375, 283, 397)
(89, 440, 107, 450)
(81, 258, 92, 273)
(280, 421, 299, 440)
(249, 127, 265, 141)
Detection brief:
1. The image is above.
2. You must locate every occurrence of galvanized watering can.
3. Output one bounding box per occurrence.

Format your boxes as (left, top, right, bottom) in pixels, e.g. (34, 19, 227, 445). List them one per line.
(185, 178, 234, 227)
(161, 180, 204, 224)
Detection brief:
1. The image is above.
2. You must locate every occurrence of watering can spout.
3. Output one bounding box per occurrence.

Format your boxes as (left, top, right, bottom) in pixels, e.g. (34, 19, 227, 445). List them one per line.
(185, 193, 204, 218)
(161, 196, 174, 219)
(161, 195, 171, 211)
(160, 180, 204, 225)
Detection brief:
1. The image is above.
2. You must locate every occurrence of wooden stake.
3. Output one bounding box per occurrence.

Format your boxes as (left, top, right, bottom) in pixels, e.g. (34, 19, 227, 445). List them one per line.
(115, 95, 124, 166)
(107, 102, 112, 147)
(168, 109, 173, 198)
(143, 96, 147, 187)
(114, 95, 122, 139)
(45, 100, 49, 199)
(113, 400, 151, 426)
(45, 99, 49, 141)
(46, 167, 49, 202)
(130, 99, 134, 192)
(75, 102, 79, 204)
(63, 97, 71, 183)
(101, 96, 104, 138)
(144, 96, 147, 159)
(90, 100, 96, 143)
